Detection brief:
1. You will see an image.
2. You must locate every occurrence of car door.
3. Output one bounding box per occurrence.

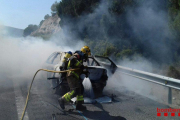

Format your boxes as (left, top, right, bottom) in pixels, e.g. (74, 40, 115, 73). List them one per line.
(45, 52, 61, 79)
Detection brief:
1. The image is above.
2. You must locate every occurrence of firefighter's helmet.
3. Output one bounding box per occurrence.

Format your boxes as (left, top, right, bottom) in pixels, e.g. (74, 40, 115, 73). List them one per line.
(81, 46, 91, 56)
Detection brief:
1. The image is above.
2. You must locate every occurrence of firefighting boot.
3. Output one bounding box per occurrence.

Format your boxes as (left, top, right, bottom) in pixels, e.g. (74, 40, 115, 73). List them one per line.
(58, 98, 65, 110)
(76, 103, 87, 111)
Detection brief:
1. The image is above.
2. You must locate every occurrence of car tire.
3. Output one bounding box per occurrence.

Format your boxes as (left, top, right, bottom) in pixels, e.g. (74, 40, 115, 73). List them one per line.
(92, 83, 104, 98)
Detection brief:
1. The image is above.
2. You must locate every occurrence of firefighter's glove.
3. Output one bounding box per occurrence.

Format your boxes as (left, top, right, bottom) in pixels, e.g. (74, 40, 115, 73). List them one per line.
(83, 71, 89, 78)
(80, 65, 84, 70)
(85, 72, 89, 78)
(59, 66, 63, 70)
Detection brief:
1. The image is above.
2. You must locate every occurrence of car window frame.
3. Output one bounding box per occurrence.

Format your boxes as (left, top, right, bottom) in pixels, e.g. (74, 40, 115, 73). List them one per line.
(51, 53, 61, 64)
(87, 57, 100, 66)
(46, 52, 60, 64)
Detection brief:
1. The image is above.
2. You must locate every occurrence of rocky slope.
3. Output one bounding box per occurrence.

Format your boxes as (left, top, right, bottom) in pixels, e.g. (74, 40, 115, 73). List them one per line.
(31, 14, 61, 36)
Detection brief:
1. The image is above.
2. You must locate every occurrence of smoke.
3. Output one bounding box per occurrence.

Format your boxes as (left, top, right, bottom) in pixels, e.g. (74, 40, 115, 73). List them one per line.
(113, 0, 171, 102)
(105, 70, 168, 103)
(127, 0, 174, 64)
(0, 0, 174, 104)
(59, 0, 176, 64)
(0, 24, 7, 36)
(83, 78, 94, 99)
(100, 0, 172, 103)
(103, 56, 169, 104)
(0, 36, 55, 80)
(0, 24, 3, 30)
(0, 33, 85, 85)
(53, 0, 172, 104)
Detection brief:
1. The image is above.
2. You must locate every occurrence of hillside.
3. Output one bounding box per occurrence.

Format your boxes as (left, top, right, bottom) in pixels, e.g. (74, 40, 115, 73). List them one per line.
(31, 14, 61, 37)
(56, 0, 171, 64)
(19, 0, 180, 78)
(0, 25, 23, 37)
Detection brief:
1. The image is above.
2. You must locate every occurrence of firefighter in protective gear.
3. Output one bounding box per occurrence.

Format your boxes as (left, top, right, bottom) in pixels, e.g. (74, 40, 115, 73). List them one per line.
(58, 46, 91, 111)
(59, 51, 73, 84)
(61, 51, 72, 68)
(81, 46, 91, 55)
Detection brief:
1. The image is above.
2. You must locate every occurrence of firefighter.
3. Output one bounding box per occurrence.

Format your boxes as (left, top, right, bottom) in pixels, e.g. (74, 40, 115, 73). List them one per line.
(58, 46, 91, 111)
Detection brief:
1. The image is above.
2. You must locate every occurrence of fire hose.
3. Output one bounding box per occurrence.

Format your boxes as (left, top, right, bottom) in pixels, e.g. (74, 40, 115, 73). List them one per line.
(20, 68, 80, 120)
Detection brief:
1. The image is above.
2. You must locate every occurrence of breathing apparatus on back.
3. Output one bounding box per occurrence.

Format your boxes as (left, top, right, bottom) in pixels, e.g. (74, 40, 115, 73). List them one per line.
(60, 51, 72, 71)
(74, 46, 91, 62)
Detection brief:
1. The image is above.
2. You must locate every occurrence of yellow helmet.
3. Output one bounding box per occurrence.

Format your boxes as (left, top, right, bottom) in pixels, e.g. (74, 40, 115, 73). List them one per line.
(81, 46, 91, 56)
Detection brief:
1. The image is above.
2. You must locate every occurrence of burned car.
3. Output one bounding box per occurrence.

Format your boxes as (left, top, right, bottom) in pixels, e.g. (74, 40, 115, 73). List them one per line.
(45, 52, 117, 98)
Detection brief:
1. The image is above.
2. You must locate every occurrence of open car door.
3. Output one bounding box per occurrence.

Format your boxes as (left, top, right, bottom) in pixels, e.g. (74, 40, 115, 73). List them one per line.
(94, 55, 117, 74)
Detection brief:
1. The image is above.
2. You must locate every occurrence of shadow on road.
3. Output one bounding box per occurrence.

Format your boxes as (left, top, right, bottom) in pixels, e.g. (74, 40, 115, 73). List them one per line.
(83, 103, 127, 120)
(63, 103, 126, 120)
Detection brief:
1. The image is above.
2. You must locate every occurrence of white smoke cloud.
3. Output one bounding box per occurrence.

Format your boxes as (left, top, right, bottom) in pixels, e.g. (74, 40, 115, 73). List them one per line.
(104, 55, 169, 104)
(0, 0, 173, 105)
(0, 36, 56, 79)
(0, 34, 85, 83)
(127, 0, 173, 63)
(103, 0, 172, 104)
(105, 70, 168, 103)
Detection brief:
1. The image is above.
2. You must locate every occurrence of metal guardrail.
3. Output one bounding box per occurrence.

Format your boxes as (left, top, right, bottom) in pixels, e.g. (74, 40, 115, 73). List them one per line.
(117, 65, 180, 90)
(116, 65, 180, 104)
(94, 56, 180, 104)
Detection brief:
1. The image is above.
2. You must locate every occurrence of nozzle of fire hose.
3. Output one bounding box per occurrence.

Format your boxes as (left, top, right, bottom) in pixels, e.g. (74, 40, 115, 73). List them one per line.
(85, 71, 89, 78)
(82, 68, 89, 78)
(85, 66, 89, 78)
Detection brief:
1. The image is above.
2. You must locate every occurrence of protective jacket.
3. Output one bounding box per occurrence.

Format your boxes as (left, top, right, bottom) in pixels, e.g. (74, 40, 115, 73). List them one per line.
(66, 53, 83, 79)
(62, 53, 84, 104)
(59, 47, 91, 111)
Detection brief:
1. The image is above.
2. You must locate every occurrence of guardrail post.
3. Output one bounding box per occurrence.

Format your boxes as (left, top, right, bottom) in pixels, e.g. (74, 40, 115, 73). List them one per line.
(168, 87, 172, 104)
(52, 114, 56, 120)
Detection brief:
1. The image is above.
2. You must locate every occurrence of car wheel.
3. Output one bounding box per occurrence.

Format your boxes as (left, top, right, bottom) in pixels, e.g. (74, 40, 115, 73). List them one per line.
(92, 83, 104, 98)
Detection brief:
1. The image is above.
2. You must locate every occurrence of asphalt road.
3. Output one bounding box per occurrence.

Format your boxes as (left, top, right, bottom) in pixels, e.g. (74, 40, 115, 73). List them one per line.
(0, 76, 179, 120)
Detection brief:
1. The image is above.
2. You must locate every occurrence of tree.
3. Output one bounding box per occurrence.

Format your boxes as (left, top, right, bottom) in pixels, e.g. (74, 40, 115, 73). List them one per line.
(44, 14, 50, 19)
(56, 0, 101, 18)
(23, 24, 38, 37)
(167, 66, 180, 79)
(51, 1, 58, 16)
(39, 20, 44, 27)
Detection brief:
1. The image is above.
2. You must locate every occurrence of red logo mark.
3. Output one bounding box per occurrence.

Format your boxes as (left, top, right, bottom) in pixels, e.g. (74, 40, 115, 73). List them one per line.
(157, 113, 161, 117)
(157, 108, 180, 117)
(171, 113, 175, 117)
(164, 113, 168, 117)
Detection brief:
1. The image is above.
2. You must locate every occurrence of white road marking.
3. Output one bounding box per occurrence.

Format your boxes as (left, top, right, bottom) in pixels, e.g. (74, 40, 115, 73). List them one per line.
(14, 83, 29, 120)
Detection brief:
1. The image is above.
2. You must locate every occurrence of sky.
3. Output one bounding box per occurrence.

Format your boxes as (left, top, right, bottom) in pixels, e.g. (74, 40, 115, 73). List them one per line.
(0, 0, 61, 29)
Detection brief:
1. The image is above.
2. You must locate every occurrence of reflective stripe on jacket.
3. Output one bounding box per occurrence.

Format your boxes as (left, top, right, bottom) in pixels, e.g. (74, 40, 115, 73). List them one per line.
(67, 55, 83, 78)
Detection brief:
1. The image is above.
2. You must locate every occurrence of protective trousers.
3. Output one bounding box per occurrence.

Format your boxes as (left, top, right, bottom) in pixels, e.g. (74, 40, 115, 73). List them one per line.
(62, 75, 84, 104)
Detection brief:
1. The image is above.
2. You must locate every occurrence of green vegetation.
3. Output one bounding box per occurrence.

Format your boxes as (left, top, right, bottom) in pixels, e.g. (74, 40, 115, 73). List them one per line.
(23, 1, 59, 38)
(169, 0, 180, 37)
(51, 1, 59, 16)
(23, 24, 38, 37)
(55, 0, 180, 77)
(44, 14, 50, 19)
(56, 0, 143, 61)
(39, 20, 44, 27)
(167, 66, 180, 79)
(23, 0, 180, 77)
(167, 0, 180, 76)
(56, 0, 100, 18)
